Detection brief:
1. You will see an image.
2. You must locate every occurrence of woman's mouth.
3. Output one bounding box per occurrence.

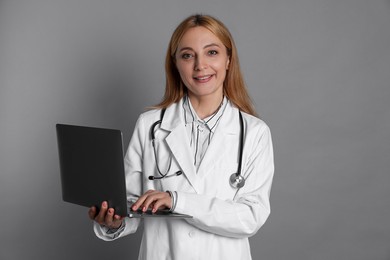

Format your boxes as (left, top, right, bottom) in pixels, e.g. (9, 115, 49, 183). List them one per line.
(193, 75, 213, 83)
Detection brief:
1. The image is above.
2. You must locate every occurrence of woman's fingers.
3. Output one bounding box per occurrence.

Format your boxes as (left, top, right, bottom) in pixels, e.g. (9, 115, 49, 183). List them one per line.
(90, 201, 122, 228)
(104, 207, 115, 226)
(131, 189, 154, 211)
(132, 190, 172, 213)
(88, 206, 97, 220)
(143, 192, 166, 211)
(151, 193, 171, 213)
(104, 207, 123, 229)
(94, 201, 108, 225)
(112, 214, 123, 229)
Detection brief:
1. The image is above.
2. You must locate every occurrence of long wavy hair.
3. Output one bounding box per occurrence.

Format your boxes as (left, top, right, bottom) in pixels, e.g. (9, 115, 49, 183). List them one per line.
(154, 14, 257, 116)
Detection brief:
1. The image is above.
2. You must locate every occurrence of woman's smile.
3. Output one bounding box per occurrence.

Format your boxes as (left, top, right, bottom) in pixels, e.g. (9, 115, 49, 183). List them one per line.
(193, 74, 214, 83)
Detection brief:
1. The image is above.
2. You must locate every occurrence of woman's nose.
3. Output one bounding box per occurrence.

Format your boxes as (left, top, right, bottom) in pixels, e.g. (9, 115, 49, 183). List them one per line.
(194, 56, 208, 71)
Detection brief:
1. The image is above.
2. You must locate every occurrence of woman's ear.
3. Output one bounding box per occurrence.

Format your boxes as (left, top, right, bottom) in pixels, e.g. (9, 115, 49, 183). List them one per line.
(226, 58, 230, 70)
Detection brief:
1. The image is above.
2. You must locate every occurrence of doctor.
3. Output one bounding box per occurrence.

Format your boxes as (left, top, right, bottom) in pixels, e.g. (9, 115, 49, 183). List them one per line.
(89, 14, 274, 260)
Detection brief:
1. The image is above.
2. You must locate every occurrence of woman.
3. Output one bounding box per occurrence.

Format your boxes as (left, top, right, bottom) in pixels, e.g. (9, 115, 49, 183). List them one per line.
(89, 14, 274, 260)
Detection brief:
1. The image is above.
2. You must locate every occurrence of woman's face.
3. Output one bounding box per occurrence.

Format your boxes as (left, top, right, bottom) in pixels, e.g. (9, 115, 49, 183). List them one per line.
(175, 26, 230, 100)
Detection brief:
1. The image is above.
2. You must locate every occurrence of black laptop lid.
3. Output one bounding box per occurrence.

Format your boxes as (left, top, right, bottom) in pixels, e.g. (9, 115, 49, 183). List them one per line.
(56, 124, 128, 216)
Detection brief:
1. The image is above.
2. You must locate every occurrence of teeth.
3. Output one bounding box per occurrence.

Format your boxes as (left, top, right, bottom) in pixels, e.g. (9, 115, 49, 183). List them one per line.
(196, 75, 211, 80)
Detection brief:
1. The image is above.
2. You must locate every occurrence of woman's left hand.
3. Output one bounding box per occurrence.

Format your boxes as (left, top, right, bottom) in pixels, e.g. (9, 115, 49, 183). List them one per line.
(132, 190, 172, 213)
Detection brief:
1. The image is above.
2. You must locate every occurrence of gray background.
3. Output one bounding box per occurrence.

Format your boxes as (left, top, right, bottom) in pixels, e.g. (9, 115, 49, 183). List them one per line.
(1, 0, 389, 259)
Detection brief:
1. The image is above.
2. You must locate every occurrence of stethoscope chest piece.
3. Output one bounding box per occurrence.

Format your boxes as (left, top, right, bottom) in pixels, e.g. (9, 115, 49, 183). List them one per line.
(229, 173, 245, 189)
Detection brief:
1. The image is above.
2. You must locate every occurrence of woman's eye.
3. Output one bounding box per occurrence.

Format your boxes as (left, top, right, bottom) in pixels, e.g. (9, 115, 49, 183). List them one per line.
(181, 53, 193, 59)
(208, 50, 218, 56)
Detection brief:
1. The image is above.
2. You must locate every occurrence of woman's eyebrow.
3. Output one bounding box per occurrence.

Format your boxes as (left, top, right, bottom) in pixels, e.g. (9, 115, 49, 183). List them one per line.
(177, 47, 194, 53)
(204, 43, 221, 49)
(178, 43, 221, 53)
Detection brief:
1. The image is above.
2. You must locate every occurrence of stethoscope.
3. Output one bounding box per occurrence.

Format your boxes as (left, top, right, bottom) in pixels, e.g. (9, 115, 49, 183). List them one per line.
(148, 108, 246, 189)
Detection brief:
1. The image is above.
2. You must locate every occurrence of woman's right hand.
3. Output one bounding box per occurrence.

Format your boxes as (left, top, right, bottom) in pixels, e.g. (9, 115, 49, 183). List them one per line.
(88, 201, 123, 229)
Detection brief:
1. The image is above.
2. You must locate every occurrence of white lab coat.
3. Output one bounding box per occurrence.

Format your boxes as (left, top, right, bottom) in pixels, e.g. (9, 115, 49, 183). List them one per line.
(94, 99, 274, 260)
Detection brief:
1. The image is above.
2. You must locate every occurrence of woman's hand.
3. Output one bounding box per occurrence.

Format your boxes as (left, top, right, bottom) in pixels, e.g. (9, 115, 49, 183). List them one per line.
(88, 201, 123, 229)
(132, 190, 172, 213)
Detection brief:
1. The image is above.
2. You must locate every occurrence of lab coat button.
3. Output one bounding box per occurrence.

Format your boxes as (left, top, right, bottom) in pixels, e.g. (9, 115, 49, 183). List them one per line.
(188, 231, 195, 237)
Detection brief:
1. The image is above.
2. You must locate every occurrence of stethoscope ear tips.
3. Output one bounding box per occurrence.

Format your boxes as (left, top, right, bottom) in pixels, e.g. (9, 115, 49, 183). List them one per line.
(229, 173, 245, 189)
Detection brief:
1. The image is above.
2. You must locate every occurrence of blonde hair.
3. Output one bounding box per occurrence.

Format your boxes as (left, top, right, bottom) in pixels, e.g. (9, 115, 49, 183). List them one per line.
(155, 14, 257, 116)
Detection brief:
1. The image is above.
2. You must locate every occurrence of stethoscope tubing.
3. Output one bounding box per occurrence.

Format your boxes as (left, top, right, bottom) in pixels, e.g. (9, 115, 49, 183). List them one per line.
(149, 108, 245, 189)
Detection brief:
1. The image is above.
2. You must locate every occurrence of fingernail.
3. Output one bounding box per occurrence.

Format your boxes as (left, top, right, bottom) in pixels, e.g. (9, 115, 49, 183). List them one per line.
(152, 208, 157, 213)
(142, 206, 146, 212)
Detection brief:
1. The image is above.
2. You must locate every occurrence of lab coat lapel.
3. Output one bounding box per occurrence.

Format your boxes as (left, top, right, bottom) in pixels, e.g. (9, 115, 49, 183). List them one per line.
(160, 103, 199, 193)
(197, 103, 240, 179)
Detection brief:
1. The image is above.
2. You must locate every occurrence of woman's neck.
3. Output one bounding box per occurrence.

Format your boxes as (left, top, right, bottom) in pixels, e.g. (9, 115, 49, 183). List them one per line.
(188, 94, 224, 119)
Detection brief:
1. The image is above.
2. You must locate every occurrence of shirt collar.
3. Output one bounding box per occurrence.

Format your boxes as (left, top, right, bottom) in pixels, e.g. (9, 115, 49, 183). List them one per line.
(182, 95, 227, 133)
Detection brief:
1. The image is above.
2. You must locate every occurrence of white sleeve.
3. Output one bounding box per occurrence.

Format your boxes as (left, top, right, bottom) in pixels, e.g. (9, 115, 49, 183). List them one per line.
(93, 217, 140, 241)
(174, 124, 274, 238)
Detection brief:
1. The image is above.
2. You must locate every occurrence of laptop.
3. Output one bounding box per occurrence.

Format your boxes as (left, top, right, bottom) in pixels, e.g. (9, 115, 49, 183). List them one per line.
(56, 123, 192, 219)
